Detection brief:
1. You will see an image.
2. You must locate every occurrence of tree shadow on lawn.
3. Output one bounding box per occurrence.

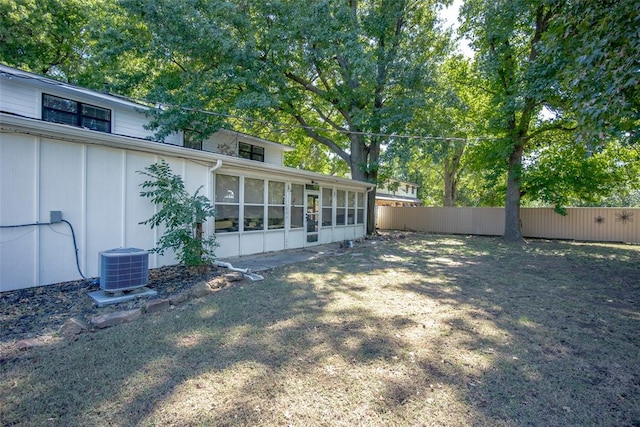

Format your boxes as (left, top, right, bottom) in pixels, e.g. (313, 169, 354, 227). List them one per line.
(2, 234, 639, 426)
(1, 257, 431, 426)
(379, 234, 640, 426)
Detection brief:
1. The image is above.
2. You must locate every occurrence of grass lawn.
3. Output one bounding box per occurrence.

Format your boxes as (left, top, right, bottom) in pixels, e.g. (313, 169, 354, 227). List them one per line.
(1, 233, 639, 426)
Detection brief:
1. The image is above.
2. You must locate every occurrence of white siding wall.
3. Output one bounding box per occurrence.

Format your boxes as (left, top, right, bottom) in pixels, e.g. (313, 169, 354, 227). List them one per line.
(202, 131, 285, 166)
(264, 146, 283, 166)
(113, 105, 182, 145)
(0, 78, 38, 117)
(0, 133, 210, 291)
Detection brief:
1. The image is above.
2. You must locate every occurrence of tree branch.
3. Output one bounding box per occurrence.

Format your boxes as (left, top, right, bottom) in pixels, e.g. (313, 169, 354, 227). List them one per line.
(284, 71, 330, 99)
(293, 114, 350, 163)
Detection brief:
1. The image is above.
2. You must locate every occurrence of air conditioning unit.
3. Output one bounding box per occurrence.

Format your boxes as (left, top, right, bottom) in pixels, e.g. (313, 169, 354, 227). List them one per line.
(99, 248, 149, 292)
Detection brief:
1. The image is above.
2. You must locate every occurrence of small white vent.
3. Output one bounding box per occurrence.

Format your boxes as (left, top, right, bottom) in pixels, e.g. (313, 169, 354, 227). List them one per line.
(99, 248, 149, 292)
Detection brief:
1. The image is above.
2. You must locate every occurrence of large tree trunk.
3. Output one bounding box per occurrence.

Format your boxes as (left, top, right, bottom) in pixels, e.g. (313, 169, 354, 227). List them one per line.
(349, 134, 378, 235)
(503, 143, 524, 241)
(443, 142, 464, 207)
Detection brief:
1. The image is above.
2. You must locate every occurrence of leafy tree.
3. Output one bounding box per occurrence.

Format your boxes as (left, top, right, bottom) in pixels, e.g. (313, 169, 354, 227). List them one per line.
(463, 0, 638, 240)
(521, 134, 640, 213)
(138, 160, 217, 273)
(0, 0, 160, 97)
(544, 0, 639, 143)
(118, 0, 448, 234)
(0, 0, 95, 79)
(383, 55, 492, 207)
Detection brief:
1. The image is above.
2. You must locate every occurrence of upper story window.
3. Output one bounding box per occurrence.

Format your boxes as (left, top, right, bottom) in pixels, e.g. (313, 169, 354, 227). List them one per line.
(42, 94, 111, 133)
(238, 141, 264, 162)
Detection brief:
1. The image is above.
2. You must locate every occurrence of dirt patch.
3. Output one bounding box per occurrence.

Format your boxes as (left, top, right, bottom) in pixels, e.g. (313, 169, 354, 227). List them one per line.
(0, 265, 219, 343)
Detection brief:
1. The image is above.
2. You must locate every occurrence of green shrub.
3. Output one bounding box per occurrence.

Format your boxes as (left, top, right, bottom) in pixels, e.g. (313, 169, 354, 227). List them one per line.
(138, 160, 217, 272)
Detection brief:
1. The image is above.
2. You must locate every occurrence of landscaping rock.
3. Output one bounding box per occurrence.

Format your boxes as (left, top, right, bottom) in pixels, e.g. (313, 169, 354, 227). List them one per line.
(189, 282, 212, 298)
(60, 317, 89, 338)
(90, 309, 142, 329)
(224, 272, 244, 282)
(16, 338, 41, 351)
(169, 291, 190, 306)
(145, 298, 170, 314)
(208, 276, 227, 291)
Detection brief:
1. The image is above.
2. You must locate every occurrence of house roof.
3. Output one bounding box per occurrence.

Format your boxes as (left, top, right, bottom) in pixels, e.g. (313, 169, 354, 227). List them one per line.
(375, 194, 422, 204)
(0, 64, 294, 152)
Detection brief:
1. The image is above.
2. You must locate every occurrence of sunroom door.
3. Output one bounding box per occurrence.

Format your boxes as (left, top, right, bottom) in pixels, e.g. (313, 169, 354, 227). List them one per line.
(305, 191, 320, 244)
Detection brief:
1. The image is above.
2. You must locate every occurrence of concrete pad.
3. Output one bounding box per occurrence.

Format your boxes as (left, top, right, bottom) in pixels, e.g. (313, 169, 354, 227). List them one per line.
(88, 287, 157, 307)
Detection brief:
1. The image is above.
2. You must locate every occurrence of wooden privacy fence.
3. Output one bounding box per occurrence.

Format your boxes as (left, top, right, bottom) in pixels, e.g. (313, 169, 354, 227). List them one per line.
(375, 206, 640, 244)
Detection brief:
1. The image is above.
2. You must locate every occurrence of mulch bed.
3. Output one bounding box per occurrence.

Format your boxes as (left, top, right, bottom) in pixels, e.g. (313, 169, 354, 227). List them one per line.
(0, 266, 219, 344)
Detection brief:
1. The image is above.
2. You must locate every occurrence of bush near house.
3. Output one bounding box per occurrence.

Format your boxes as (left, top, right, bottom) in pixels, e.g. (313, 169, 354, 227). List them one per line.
(138, 160, 217, 273)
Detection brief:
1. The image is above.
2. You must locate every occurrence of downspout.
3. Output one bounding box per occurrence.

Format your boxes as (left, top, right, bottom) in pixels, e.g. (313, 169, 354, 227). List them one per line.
(210, 159, 222, 173)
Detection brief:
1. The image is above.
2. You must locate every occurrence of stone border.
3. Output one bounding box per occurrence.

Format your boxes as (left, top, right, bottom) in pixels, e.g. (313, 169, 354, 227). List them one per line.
(15, 273, 245, 350)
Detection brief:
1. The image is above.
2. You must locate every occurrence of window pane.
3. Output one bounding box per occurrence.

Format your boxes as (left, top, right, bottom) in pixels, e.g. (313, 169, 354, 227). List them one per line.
(238, 142, 251, 159)
(347, 208, 355, 224)
(322, 188, 332, 207)
(245, 178, 264, 204)
(252, 145, 265, 162)
(291, 206, 303, 228)
(322, 207, 333, 227)
(43, 94, 77, 113)
(215, 174, 239, 203)
(81, 117, 110, 132)
(214, 205, 239, 232)
(267, 206, 285, 229)
(268, 181, 285, 204)
(291, 184, 303, 206)
(348, 191, 356, 207)
(357, 192, 365, 208)
(336, 190, 346, 207)
(82, 104, 111, 121)
(337, 207, 347, 225)
(357, 208, 364, 224)
(244, 205, 264, 231)
(43, 109, 76, 126)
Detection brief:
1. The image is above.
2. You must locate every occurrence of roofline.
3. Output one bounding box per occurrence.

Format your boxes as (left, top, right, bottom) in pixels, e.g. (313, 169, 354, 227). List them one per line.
(382, 178, 420, 187)
(215, 128, 295, 152)
(0, 63, 148, 110)
(1, 112, 371, 189)
(375, 195, 422, 203)
(1, 64, 296, 152)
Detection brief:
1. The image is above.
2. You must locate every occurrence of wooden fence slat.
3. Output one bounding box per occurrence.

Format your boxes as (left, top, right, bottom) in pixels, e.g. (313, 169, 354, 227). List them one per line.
(376, 207, 640, 243)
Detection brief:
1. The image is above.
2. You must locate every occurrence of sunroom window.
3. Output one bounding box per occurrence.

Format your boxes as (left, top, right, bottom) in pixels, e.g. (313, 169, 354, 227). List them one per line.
(244, 178, 265, 231)
(215, 174, 239, 232)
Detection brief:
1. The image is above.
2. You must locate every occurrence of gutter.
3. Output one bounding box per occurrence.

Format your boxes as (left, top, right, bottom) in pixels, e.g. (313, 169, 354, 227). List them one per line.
(1, 112, 371, 189)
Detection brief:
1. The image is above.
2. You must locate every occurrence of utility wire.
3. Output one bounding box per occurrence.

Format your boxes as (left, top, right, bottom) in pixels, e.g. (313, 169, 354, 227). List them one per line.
(0, 219, 87, 280)
(0, 69, 499, 143)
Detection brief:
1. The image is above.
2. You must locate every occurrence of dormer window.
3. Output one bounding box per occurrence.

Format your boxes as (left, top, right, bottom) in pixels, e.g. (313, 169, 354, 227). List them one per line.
(42, 93, 111, 133)
(238, 141, 264, 162)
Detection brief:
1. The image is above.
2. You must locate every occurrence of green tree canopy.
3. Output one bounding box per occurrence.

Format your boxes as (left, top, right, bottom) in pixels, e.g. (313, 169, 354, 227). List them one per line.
(460, 0, 639, 240)
(117, 0, 449, 234)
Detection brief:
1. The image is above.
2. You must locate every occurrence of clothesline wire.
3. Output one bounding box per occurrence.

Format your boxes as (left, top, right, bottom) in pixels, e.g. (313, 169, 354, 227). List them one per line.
(1, 69, 504, 143)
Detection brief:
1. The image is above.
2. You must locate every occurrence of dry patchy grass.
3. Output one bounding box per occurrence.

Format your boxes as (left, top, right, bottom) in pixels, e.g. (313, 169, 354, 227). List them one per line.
(1, 234, 639, 426)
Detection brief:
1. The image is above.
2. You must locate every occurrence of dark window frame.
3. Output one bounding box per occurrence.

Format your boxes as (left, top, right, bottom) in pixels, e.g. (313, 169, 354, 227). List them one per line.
(42, 93, 111, 133)
(238, 141, 265, 162)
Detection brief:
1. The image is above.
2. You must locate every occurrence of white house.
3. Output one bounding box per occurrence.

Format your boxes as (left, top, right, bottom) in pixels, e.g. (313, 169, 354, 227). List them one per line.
(0, 64, 370, 291)
(376, 179, 421, 207)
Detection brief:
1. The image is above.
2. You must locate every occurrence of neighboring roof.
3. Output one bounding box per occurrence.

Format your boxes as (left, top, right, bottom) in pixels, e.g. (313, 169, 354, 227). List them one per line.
(381, 178, 420, 188)
(375, 194, 422, 204)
